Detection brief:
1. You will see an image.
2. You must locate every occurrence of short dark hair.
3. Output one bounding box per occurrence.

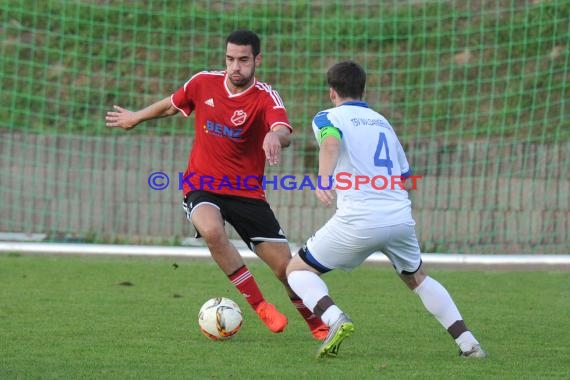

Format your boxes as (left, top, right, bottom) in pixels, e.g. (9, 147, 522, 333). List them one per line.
(326, 61, 366, 99)
(226, 29, 261, 57)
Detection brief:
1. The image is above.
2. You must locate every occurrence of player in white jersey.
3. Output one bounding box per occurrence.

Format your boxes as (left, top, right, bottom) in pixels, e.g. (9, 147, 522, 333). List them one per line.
(286, 61, 487, 359)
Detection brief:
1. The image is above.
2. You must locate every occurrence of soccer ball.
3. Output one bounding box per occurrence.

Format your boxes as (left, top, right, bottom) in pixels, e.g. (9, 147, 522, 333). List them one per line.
(198, 297, 243, 340)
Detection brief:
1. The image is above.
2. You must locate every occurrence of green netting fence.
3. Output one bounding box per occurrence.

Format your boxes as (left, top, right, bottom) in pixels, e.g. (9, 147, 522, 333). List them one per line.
(1, 0, 568, 253)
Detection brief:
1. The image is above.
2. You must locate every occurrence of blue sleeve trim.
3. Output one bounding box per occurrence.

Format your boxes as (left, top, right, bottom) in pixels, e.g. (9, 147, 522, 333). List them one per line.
(401, 169, 413, 179)
(313, 111, 333, 130)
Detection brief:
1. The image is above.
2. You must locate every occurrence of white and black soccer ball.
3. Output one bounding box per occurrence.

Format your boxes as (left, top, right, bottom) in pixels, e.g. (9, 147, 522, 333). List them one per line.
(198, 297, 243, 340)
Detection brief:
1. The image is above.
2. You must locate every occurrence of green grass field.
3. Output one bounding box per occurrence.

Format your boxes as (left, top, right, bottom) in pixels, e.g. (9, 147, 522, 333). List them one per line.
(1, 254, 569, 379)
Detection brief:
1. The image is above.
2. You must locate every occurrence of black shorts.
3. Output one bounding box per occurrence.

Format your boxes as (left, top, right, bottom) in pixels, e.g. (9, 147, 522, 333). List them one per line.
(182, 191, 288, 251)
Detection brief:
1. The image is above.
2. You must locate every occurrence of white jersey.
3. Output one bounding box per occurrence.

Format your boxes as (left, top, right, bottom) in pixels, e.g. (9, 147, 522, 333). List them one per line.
(312, 101, 414, 227)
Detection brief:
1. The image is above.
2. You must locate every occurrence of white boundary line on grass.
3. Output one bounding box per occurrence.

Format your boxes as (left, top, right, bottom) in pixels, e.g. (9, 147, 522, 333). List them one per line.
(1, 242, 569, 266)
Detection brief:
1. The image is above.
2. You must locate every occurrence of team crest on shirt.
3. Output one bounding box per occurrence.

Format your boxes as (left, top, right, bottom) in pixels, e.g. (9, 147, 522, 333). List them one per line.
(231, 110, 247, 126)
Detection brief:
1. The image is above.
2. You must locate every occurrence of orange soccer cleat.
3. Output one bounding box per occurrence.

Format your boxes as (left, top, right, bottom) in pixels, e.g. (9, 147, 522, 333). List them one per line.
(255, 301, 288, 333)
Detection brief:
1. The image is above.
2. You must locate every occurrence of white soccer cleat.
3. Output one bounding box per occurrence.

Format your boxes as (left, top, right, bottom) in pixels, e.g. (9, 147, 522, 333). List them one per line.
(459, 344, 488, 358)
(316, 313, 355, 358)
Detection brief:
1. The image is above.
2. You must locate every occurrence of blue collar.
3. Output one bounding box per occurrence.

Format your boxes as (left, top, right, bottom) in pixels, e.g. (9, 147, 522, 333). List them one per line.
(341, 100, 369, 108)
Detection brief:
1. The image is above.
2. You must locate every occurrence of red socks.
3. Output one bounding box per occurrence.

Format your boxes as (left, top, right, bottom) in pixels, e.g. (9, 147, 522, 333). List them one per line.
(291, 298, 322, 327)
(228, 265, 264, 309)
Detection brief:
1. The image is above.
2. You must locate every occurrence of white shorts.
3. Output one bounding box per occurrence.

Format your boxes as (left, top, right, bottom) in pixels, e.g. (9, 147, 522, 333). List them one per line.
(304, 216, 422, 274)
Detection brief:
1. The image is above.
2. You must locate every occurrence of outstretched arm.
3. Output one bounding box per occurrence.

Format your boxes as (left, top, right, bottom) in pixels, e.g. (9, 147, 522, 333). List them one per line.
(105, 96, 178, 130)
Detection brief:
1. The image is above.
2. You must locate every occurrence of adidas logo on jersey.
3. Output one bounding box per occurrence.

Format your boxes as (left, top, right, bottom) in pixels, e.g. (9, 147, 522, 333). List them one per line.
(204, 98, 215, 107)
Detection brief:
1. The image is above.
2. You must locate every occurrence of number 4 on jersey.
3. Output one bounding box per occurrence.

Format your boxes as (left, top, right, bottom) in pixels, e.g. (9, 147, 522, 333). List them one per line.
(373, 132, 393, 175)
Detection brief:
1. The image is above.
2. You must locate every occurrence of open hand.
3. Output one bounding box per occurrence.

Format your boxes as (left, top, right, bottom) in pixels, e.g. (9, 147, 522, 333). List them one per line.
(105, 105, 138, 130)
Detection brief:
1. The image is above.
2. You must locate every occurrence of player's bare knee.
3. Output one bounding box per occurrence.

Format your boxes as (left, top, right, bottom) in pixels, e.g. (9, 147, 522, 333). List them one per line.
(285, 254, 305, 276)
(255, 242, 290, 277)
(399, 267, 427, 290)
(200, 227, 229, 249)
(270, 260, 288, 280)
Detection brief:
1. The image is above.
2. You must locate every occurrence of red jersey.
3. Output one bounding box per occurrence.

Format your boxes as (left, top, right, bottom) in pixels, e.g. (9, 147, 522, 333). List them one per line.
(171, 71, 292, 200)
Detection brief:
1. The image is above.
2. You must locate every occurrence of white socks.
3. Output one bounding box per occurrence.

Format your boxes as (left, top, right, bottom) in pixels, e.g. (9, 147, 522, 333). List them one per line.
(320, 305, 343, 326)
(414, 276, 479, 351)
(287, 270, 343, 325)
(455, 331, 480, 353)
(413, 276, 463, 328)
(287, 270, 328, 311)
(288, 271, 480, 350)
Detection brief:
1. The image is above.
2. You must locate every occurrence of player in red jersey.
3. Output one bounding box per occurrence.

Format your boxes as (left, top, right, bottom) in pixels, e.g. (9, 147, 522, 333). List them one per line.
(105, 29, 328, 339)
